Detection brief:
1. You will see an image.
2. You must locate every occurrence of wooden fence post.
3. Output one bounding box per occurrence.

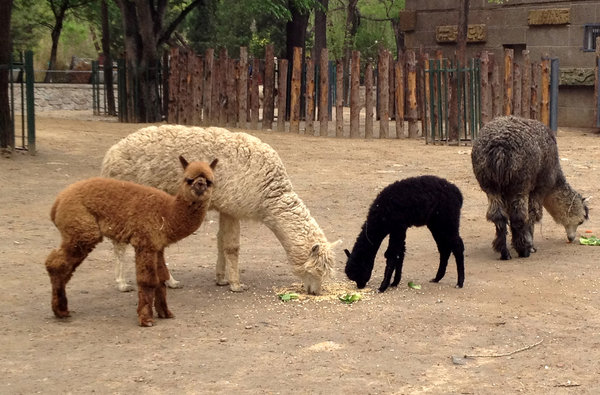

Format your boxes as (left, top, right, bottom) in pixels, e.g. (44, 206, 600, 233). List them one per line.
(263, 44, 275, 129)
(192, 54, 203, 125)
(388, 51, 396, 122)
(406, 50, 419, 138)
(226, 58, 237, 126)
(531, 61, 539, 121)
(178, 49, 189, 125)
(290, 47, 302, 133)
(503, 48, 513, 116)
(238, 47, 248, 129)
(305, 57, 315, 135)
(422, 53, 430, 143)
(480, 51, 491, 124)
(203, 48, 214, 125)
(218, 48, 229, 125)
(335, 60, 343, 137)
(491, 54, 501, 118)
(395, 55, 405, 138)
(365, 62, 374, 139)
(540, 55, 550, 126)
(319, 48, 329, 137)
(250, 57, 260, 129)
(513, 63, 522, 117)
(277, 58, 288, 132)
(350, 50, 360, 138)
(167, 47, 179, 124)
(521, 50, 531, 119)
(378, 48, 390, 138)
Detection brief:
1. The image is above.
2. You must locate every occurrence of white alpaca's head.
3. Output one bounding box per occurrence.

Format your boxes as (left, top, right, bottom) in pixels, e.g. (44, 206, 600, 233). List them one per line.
(294, 240, 341, 295)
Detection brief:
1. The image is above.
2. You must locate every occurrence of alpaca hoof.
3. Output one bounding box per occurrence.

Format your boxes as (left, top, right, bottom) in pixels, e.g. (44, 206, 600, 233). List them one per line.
(216, 278, 229, 286)
(165, 278, 182, 289)
(455, 283, 463, 289)
(500, 251, 512, 260)
(53, 309, 71, 318)
(518, 249, 531, 258)
(229, 283, 248, 292)
(139, 317, 155, 327)
(117, 282, 134, 292)
(157, 309, 174, 319)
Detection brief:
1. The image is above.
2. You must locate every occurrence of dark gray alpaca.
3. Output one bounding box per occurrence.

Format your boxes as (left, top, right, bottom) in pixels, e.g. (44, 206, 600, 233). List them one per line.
(344, 175, 465, 292)
(471, 116, 589, 260)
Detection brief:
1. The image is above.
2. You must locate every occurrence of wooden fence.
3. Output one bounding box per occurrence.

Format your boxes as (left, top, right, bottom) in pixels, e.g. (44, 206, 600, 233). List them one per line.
(167, 45, 553, 143)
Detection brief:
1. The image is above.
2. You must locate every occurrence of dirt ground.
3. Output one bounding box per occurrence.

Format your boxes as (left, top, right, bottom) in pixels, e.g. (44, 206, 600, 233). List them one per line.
(1, 111, 600, 394)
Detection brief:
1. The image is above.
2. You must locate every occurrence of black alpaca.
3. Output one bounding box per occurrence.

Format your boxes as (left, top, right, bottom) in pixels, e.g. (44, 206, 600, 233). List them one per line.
(344, 175, 465, 292)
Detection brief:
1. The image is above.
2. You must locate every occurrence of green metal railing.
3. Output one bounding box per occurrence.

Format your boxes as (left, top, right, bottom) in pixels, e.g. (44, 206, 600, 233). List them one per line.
(424, 57, 481, 145)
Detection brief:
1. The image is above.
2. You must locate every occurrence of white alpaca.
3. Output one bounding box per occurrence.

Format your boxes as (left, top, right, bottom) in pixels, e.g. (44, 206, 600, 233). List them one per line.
(101, 125, 339, 295)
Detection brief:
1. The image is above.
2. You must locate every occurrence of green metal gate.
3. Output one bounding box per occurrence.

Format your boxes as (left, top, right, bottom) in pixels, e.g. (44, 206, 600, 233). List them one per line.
(424, 58, 481, 145)
(1, 50, 35, 154)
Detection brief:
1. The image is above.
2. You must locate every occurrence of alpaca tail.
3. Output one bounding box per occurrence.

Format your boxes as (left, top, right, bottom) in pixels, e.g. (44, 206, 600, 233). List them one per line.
(486, 147, 513, 191)
(50, 198, 59, 223)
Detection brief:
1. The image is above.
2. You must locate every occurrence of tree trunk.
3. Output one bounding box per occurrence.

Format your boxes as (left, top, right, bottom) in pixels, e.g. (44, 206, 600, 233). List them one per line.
(313, 0, 328, 65)
(285, 2, 309, 61)
(101, 0, 116, 116)
(342, 0, 359, 105)
(0, 0, 13, 149)
(117, 0, 163, 122)
(44, 3, 68, 83)
(390, 18, 405, 55)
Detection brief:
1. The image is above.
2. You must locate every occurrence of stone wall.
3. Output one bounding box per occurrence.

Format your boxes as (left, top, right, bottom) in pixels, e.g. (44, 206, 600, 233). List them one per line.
(10, 83, 116, 112)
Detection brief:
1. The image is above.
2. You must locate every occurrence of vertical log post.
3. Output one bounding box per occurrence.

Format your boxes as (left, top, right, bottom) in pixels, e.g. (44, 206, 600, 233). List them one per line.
(250, 57, 260, 129)
(388, 51, 396, 122)
(491, 54, 501, 118)
(178, 49, 189, 125)
(395, 55, 405, 139)
(406, 50, 419, 138)
(365, 62, 374, 139)
(335, 60, 343, 137)
(305, 57, 315, 135)
(167, 47, 179, 124)
(218, 48, 229, 125)
(319, 48, 329, 137)
(378, 48, 390, 138)
(513, 63, 522, 117)
(350, 50, 360, 138)
(531, 62, 539, 121)
(540, 55, 550, 126)
(226, 58, 237, 126)
(422, 53, 430, 143)
(503, 48, 513, 116)
(521, 50, 531, 119)
(262, 44, 275, 129)
(192, 54, 204, 125)
(203, 48, 214, 125)
(238, 47, 248, 129)
(289, 47, 302, 133)
(480, 51, 491, 124)
(277, 58, 288, 132)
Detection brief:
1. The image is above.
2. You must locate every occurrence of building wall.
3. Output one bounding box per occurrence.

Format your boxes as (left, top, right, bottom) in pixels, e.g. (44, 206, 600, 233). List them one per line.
(403, 0, 600, 128)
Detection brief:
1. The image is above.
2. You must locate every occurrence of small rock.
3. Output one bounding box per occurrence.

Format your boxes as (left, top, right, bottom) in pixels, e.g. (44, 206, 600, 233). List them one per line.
(451, 355, 467, 365)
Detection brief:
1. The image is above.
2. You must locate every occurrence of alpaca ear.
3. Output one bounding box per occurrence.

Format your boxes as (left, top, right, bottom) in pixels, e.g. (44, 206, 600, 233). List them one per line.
(179, 155, 189, 170)
(344, 249, 351, 258)
(310, 244, 320, 255)
(583, 196, 592, 203)
(210, 158, 219, 169)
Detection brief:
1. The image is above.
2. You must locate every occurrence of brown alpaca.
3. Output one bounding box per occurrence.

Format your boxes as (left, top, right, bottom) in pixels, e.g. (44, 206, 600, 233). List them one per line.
(45, 156, 217, 327)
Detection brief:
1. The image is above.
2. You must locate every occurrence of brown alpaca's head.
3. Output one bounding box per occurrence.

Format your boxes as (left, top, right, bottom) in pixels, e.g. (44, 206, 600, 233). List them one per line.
(179, 155, 218, 202)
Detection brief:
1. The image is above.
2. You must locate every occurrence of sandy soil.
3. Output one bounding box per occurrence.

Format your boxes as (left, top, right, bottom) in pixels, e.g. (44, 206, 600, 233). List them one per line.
(1, 112, 600, 394)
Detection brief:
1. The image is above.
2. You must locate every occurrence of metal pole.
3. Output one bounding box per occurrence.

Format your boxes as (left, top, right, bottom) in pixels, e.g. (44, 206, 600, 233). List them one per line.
(24, 50, 35, 155)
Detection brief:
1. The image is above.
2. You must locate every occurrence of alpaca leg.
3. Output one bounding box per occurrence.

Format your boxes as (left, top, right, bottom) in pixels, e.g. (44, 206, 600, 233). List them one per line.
(46, 240, 96, 318)
(451, 236, 465, 288)
(380, 230, 406, 292)
(217, 213, 246, 292)
(428, 226, 452, 284)
(135, 248, 159, 327)
(486, 195, 511, 260)
(113, 242, 134, 292)
(154, 250, 174, 319)
(527, 195, 544, 254)
(508, 196, 533, 258)
(164, 265, 182, 289)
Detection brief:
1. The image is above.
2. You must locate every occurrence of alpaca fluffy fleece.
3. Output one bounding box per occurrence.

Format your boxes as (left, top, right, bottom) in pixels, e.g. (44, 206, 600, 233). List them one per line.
(101, 125, 338, 295)
(45, 157, 216, 326)
(471, 116, 589, 260)
(344, 175, 465, 292)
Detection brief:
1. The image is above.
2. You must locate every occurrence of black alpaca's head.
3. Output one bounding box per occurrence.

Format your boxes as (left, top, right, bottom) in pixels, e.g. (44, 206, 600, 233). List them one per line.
(344, 248, 374, 289)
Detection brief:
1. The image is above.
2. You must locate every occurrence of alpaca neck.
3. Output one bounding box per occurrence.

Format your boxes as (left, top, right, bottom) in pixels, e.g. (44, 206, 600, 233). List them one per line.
(262, 192, 327, 265)
(350, 222, 387, 262)
(164, 195, 208, 243)
(543, 178, 577, 226)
